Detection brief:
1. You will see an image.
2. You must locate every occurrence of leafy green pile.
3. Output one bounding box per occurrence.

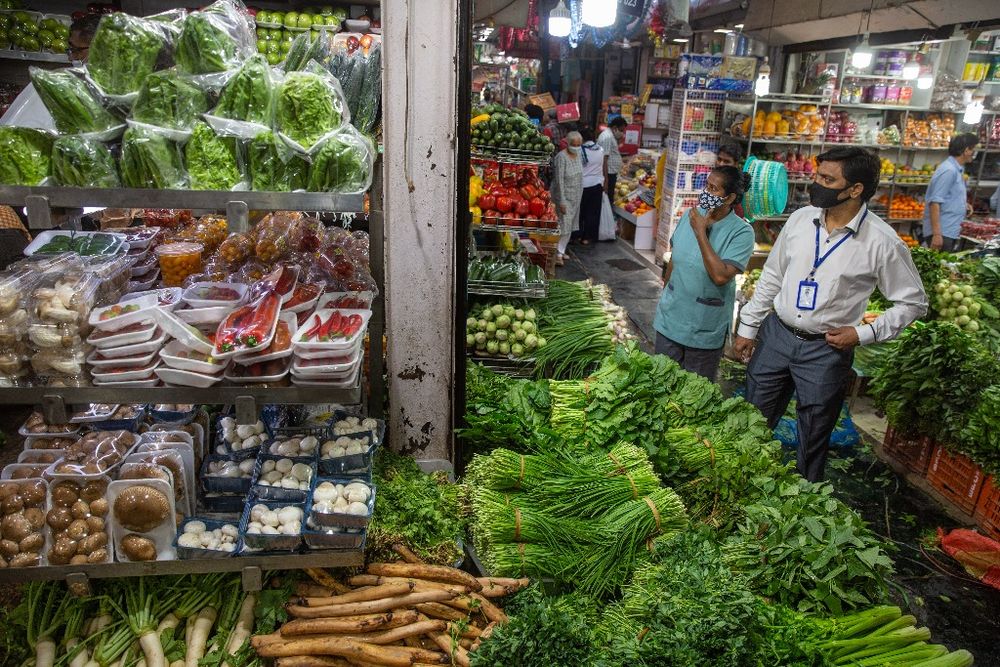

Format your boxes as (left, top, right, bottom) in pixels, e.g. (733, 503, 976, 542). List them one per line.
(460, 361, 549, 457)
(960, 385, 1000, 475)
(0, 127, 52, 185)
(29, 68, 121, 136)
(175, 12, 236, 75)
(51, 137, 120, 188)
(533, 280, 616, 379)
(87, 12, 165, 96)
(131, 69, 209, 131)
(276, 70, 341, 149)
(185, 122, 241, 191)
(120, 126, 186, 189)
(974, 256, 1000, 309)
(910, 246, 949, 316)
(247, 131, 307, 192)
(212, 55, 274, 125)
(367, 450, 465, 565)
(306, 129, 372, 192)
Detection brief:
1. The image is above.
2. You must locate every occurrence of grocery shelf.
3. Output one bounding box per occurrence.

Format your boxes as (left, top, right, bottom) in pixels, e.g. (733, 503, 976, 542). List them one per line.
(468, 281, 548, 299)
(474, 223, 557, 234)
(470, 147, 552, 166)
(469, 354, 536, 378)
(885, 181, 930, 187)
(830, 103, 928, 111)
(0, 48, 70, 63)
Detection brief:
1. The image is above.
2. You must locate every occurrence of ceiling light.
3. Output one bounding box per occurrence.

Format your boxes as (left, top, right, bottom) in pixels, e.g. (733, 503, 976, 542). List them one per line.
(548, 0, 571, 38)
(673, 38, 688, 43)
(755, 57, 771, 96)
(902, 53, 920, 80)
(734, 23, 744, 29)
(714, 28, 732, 34)
(582, 0, 616, 28)
(851, 33, 873, 69)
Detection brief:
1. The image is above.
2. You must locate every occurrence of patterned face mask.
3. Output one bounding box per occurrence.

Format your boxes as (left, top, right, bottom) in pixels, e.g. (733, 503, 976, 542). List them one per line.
(699, 190, 726, 211)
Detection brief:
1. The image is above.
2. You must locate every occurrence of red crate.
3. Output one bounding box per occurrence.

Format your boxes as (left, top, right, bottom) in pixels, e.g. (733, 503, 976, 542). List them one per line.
(926, 445, 986, 515)
(882, 426, 933, 475)
(974, 477, 1000, 541)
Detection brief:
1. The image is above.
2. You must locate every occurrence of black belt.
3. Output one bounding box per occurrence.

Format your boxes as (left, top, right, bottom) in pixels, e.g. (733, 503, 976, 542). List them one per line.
(777, 317, 826, 342)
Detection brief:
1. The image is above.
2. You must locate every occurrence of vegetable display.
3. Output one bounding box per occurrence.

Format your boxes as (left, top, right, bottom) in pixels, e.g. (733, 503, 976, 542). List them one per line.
(130, 69, 210, 131)
(468, 254, 544, 287)
(306, 128, 374, 193)
(466, 301, 544, 360)
(471, 104, 555, 155)
(247, 130, 309, 192)
(86, 12, 167, 96)
(478, 169, 558, 228)
(211, 54, 275, 126)
(276, 69, 345, 150)
(28, 68, 122, 136)
(120, 126, 186, 189)
(0, 127, 52, 186)
(185, 121, 242, 191)
(51, 137, 121, 189)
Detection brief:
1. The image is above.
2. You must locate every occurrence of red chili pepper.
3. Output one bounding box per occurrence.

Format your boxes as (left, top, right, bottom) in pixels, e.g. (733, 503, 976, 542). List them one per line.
(304, 314, 323, 338)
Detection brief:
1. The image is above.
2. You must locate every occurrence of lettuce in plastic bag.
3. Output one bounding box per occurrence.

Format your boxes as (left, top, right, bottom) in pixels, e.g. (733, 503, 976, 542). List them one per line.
(52, 136, 121, 188)
(186, 121, 242, 191)
(248, 130, 308, 192)
(29, 67, 122, 136)
(212, 54, 274, 125)
(306, 126, 374, 193)
(176, 0, 254, 75)
(87, 12, 167, 96)
(131, 69, 210, 131)
(0, 127, 53, 185)
(276, 64, 347, 151)
(120, 126, 186, 189)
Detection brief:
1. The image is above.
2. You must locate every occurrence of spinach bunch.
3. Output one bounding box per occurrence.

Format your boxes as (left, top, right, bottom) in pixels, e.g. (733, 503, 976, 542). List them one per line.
(51, 137, 120, 188)
(960, 385, 1000, 475)
(120, 126, 185, 189)
(185, 122, 241, 191)
(247, 131, 307, 192)
(0, 127, 52, 186)
(306, 129, 372, 193)
(131, 70, 209, 131)
(29, 68, 121, 136)
(87, 13, 165, 96)
(212, 55, 274, 125)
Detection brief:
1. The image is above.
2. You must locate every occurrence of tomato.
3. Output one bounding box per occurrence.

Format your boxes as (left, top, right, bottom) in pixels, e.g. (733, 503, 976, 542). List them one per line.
(496, 196, 514, 213)
(528, 197, 546, 219)
(478, 193, 496, 211)
(515, 200, 531, 217)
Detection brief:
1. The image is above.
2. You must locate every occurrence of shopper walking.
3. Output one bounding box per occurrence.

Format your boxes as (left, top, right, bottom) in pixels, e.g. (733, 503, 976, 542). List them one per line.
(923, 133, 978, 251)
(574, 128, 605, 245)
(598, 117, 627, 197)
(543, 110, 566, 149)
(654, 166, 755, 380)
(551, 131, 583, 266)
(733, 147, 927, 482)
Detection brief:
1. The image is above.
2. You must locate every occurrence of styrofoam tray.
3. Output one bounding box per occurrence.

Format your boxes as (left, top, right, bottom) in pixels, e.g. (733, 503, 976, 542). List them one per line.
(109, 478, 177, 562)
(130, 255, 158, 277)
(89, 294, 158, 332)
(92, 378, 161, 388)
(125, 447, 194, 516)
(225, 357, 291, 384)
(317, 291, 374, 311)
(148, 422, 204, 460)
(24, 230, 127, 256)
(105, 226, 160, 250)
(155, 367, 225, 388)
(45, 475, 111, 563)
(18, 417, 79, 438)
(155, 308, 215, 355)
(176, 304, 236, 326)
(17, 449, 63, 464)
(212, 298, 281, 361)
(182, 282, 248, 309)
(293, 308, 370, 353)
(90, 329, 167, 359)
(159, 339, 228, 375)
(121, 288, 183, 309)
(22, 434, 79, 451)
(1, 462, 51, 480)
(282, 281, 326, 315)
(87, 320, 158, 350)
(291, 362, 361, 388)
(91, 360, 161, 383)
(293, 335, 363, 361)
(292, 353, 362, 379)
(69, 404, 120, 423)
(87, 346, 159, 369)
(233, 312, 297, 366)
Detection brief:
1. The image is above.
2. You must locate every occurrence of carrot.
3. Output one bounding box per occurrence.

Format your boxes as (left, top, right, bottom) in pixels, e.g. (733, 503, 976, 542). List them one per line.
(413, 603, 467, 622)
(429, 633, 470, 667)
(348, 576, 469, 597)
(254, 637, 448, 666)
(281, 612, 421, 637)
(305, 569, 353, 595)
(300, 583, 414, 607)
(285, 591, 454, 619)
(391, 544, 424, 564)
(366, 564, 483, 593)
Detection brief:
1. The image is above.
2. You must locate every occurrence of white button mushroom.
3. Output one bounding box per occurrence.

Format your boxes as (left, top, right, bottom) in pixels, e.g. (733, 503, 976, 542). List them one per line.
(250, 504, 268, 522)
(290, 463, 312, 482)
(261, 525, 279, 535)
(275, 459, 293, 474)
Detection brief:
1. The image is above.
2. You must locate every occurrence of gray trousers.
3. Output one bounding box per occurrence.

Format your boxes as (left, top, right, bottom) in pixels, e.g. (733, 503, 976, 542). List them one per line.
(745, 314, 854, 482)
(655, 332, 724, 382)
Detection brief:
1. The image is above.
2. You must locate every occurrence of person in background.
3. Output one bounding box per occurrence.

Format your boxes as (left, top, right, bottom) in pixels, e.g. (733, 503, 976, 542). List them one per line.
(68, 13, 101, 62)
(598, 117, 627, 198)
(654, 166, 755, 380)
(733, 147, 927, 482)
(573, 127, 605, 245)
(716, 142, 746, 218)
(551, 131, 583, 266)
(923, 133, 978, 251)
(524, 103, 544, 127)
(543, 109, 566, 149)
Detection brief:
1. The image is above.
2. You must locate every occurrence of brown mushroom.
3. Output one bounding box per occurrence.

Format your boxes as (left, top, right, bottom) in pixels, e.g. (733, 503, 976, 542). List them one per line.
(120, 534, 156, 561)
(80, 533, 107, 554)
(89, 497, 109, 517)
(47, 506, 73, 531)
(0, 539, 18, 560)
(86, 548, 108, 564)
(2, 495, 24, 515)
(85, 516, 105, 534)
(9, 552, 38, 568)
(70, 500, 91, 520)
(20, 482, 46, 507)
(2, 515, 32, 542)
(80, 481, 107, 503)
(23, 508, 44, 531)
(113, 486, 170, 533)
(19, 533, 43, 553)
(69, 555, 89, 565)
(66, 519, 89, 541)
(51, 483, 79, 508)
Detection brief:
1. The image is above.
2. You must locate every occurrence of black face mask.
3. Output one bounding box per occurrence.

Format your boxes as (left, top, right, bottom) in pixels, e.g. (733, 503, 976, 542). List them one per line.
(808, 182, 854, 209)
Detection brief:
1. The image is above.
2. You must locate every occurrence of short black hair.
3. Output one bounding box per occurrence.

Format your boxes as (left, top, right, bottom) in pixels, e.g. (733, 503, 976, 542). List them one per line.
(580, 126, 595, 142)
(816, 146, 881, 202)
(948, 133, 979, 157)
(718, 142, 742, 163)
(524, 104, 544, 121)
(609, 116, 627, 129)
(713, 166, 752, 205)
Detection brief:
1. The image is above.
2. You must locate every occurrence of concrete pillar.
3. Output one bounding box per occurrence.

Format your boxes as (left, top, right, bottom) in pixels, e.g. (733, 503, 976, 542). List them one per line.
(382, 0, 460, 465)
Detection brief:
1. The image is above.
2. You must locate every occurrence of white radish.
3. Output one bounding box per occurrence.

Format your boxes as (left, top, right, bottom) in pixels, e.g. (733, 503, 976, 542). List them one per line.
(67, 638, 89, 667)
(184, 606, 217, 667)
(224, 594, 257, 655)
(36, 636, 56, 667)
(138, 629, 165, 667)
(157, 613, 180, 639)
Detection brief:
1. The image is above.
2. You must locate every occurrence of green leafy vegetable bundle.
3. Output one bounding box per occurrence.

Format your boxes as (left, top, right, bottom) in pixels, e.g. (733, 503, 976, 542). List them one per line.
(247, 131, 307, 192)
(0, 127, 53, 185)
(306, 128, 372, 192)
(29, 68, 122, 136)
(51, 137, 120, 188)
(87, 12, 166, 96)
(175, 12, 237, 75)
(131, 70, 209, 131)
(120, 126, 186, 189)
(211, 55, 274, 125)
(185, 122, 241, 191)
(276, 69, 344, 150)
(281, 29, 331, 73)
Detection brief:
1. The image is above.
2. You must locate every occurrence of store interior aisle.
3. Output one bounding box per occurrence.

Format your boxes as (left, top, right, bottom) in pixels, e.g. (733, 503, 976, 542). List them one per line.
(556, 240, 661, 352)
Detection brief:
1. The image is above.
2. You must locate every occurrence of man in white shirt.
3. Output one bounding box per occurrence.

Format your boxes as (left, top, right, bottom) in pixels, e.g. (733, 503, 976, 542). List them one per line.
(733, 147, 927, 481)
(597, 117, 626, 197)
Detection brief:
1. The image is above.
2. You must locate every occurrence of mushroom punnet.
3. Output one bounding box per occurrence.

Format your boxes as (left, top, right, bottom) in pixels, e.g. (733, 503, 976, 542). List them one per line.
(120, 534, 157, 561)
(113, 485, 170, 533)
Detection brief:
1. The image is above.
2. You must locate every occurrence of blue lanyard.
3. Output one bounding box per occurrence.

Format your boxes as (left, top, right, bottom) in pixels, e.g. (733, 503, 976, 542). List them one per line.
(809, 209, 867, 279)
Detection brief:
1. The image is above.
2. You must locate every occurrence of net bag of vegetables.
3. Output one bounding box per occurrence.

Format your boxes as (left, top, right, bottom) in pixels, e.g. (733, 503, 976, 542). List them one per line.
(28, 67, 124, 140)
(51, 136, 121, 188)
(120, 125, 187, 189)
(175, 0, 256, 86)
(247, 129, 308, 192)
(204, 54, 277, 139)
(306, 124, 375, 194)
(85, 12, 177, 104)
(0, 127, 54, 186)
(276, 61, 350, 154)
(129, 68, 210, 141)
(185, 121, 244, 191)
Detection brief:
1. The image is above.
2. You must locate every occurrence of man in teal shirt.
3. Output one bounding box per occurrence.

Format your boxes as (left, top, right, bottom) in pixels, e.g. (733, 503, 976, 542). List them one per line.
(654, 166, 755, 379)
(923, 133, 977, 251)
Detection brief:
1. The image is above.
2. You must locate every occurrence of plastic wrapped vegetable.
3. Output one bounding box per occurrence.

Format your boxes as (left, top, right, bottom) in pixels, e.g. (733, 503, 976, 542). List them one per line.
(248, 131, 308, 192)
(51, 136, 120, 188)
(185, 121, 242, 191)
(120, 126, 186, 189)
(282, 28, 332, 72)
(276, 63, 348, 151)
(131, 69, 210, 132)
(87, 12, 168, 97)
(28, 67, 123, 137)
(306, 126, 374, 193)
(175, 0, 255, 75)
(0, 127, 53, 186)
(210, 54, 274, 126)
(354, 44, 381, 134)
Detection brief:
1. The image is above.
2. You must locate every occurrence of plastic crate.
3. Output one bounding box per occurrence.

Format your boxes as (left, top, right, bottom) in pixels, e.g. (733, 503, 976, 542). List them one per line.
(881, 427, 933, 475)
(926, 445, 986, 515)
(973, 477, 1000, 541)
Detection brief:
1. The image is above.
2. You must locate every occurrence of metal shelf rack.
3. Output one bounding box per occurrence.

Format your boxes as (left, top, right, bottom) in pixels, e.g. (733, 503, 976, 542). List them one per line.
(467, 280, 547, 299)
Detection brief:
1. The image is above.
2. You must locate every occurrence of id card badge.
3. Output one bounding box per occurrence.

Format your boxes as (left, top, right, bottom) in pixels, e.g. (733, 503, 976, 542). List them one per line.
(797, 280, 818, 311)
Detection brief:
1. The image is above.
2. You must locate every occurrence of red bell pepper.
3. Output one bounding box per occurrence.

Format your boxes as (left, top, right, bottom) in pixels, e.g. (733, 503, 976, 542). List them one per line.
(496, 196, 514, 213)
(519, 184, 538, 200)
(515, 200, 531, 217)
(478, 193, 496, 211)
(528, 197, 546, 218)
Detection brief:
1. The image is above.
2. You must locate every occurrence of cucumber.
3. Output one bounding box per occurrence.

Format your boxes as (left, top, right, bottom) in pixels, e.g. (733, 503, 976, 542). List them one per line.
(355, 44, 381, 133)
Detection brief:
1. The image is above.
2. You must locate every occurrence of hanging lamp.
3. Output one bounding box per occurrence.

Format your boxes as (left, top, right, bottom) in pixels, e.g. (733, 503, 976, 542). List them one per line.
(548, 0, 571, 38)
(582, 0, 616, 28)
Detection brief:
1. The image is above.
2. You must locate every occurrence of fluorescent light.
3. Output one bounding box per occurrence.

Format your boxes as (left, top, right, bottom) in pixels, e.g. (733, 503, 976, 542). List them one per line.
(714, 28, 732, 33)
(755, 58, 771, 96)
(902, 53, 920, 80)
(917, 71, 933, 90)
(582, 0, 616, 28)
(851, 34, 873, 69)
(734, 23, 744, 29)
(548, 0, 571, 38)
(673, 38, 689, 43)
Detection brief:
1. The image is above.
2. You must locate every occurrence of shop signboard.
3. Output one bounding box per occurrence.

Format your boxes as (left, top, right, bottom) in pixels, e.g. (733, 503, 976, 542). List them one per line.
(556, 102, 580, 122)
(529, 93, 557, 111)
